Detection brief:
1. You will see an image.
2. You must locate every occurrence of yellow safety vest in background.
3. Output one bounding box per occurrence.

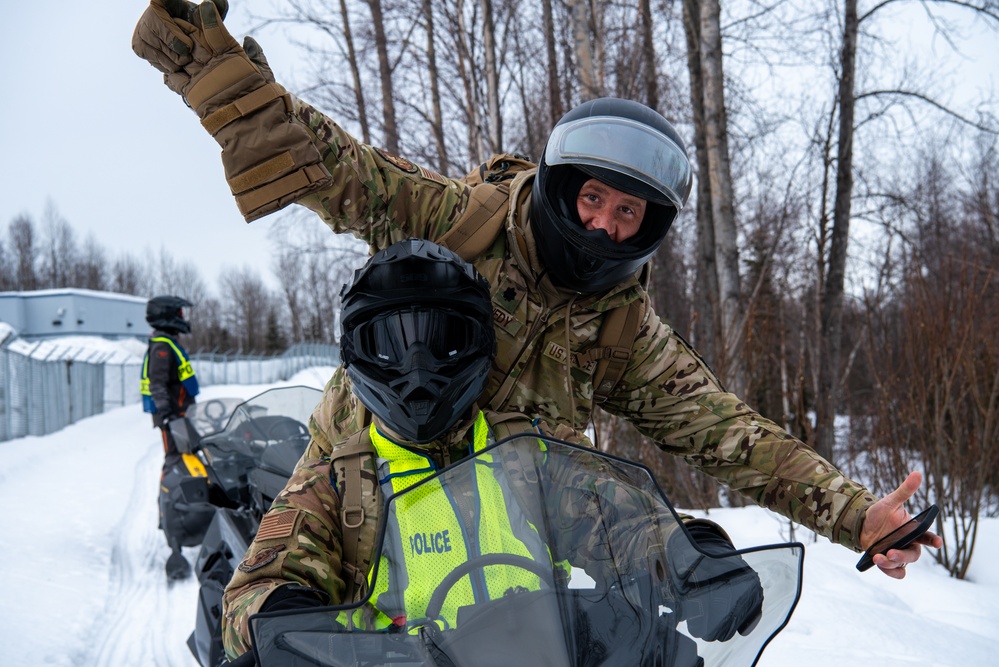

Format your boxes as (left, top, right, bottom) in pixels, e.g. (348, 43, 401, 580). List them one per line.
(141, 336, 199, 414)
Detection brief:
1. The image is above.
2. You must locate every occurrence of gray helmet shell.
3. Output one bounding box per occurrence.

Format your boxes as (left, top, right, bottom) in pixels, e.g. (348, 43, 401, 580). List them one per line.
(531, 98, 692, 294)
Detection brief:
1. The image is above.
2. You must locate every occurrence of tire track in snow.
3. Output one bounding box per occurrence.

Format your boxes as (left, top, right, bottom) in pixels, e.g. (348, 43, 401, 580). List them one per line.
(82, 439, 200, 667)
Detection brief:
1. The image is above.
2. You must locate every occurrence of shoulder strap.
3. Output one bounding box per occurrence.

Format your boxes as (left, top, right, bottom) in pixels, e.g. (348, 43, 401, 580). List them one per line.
(438, 152, 536, 262)
(437, 183, 510, 262)
(329, 429, 376, 601)
(589, 299, 644, 405)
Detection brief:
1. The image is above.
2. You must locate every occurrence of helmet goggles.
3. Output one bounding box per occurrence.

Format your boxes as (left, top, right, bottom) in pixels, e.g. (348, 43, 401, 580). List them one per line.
(345, 306, 490, 369)
(545, 116, 692, 209)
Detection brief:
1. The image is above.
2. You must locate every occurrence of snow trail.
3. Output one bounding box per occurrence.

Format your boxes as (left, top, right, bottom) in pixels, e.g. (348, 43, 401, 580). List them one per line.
(80, 439, 200, 667)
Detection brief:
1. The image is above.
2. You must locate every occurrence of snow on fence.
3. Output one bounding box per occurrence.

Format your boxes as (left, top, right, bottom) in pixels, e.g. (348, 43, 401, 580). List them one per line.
(0, 340, 338, 442)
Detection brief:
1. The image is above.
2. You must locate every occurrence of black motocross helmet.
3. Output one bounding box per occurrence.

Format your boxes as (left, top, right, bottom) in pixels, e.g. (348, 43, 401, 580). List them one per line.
(146, 295, 193, 334)
(339, 239, 496, 444)
(531, 97, 693, 294)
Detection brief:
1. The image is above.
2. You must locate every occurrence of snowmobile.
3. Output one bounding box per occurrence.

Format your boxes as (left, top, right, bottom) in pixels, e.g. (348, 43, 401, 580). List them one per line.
(224, 433, 805, 667)
(160, 395, 247, 579)
(165, 386, 322, 667)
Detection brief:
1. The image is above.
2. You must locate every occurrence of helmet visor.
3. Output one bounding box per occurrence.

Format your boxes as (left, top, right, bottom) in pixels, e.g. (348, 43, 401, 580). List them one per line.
(348, 307, 488, 368)
(545, 116, 692, 208)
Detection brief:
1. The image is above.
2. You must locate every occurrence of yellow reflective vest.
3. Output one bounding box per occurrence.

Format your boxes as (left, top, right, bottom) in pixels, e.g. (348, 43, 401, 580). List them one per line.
(358, 412, 550, 631)
(141, 336, 199, 414)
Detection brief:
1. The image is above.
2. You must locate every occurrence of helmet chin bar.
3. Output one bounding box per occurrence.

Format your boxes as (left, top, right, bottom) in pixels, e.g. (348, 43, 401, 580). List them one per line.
(348, 354, 491, 445)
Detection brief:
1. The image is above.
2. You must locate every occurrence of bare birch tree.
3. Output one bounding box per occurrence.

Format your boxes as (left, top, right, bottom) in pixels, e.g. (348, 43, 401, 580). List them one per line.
(480, 0, 503, 152)
(422, 0, 450, 171)
(338, 0, 372, 144)
(568, 0, 602, 100)
(360, 0, 400, 152)
(542, 0, 564, 129)
(682, 0, 744, 393)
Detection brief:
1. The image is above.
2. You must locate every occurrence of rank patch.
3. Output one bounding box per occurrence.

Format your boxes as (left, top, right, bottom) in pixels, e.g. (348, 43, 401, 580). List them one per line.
(375, 148, 418, 173)
(238, 545, 285, 573)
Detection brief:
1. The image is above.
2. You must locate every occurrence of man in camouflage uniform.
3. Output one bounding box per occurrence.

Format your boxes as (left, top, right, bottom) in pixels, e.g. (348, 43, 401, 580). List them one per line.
(222, 239, 764, 660)
(132, 0, 939, 591)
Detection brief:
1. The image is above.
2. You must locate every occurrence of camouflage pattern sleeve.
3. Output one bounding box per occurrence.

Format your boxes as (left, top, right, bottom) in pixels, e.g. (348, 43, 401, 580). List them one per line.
(221, 459, 345, 660)
(287, 95, 472, 250)
(605, 304, 877, 552)
(303, 366, 366, 460)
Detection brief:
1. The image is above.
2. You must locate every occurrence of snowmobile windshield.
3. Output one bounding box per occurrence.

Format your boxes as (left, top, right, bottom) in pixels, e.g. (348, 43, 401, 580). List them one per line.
(215, 386, 321, 452)
(183, 398, 243, 438)
(249, 435, 804, 667)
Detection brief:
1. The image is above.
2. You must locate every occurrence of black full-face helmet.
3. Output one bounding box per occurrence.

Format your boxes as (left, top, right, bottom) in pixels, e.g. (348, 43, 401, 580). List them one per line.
(531, 97, 693, 294)
(146, 295, 193, 334)
(339, 239, 496, 444)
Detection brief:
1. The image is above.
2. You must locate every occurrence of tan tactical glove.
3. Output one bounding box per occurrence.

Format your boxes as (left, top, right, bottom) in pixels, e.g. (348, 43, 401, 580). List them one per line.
(132, 0, 332, 222)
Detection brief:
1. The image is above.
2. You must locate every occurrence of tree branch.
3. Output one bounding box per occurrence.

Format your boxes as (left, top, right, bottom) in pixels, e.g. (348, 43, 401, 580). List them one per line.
(856, 88, 998, 132)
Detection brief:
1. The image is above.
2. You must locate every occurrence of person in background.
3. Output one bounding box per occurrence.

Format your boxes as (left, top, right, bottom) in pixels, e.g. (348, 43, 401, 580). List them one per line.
(142, 294, 200, 579)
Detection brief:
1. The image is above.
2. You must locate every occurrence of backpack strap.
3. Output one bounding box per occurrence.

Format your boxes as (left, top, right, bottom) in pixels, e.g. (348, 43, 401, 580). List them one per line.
(437, 183, 510, 262)
(585, 299, 644, 405)
(330, 429, 377, 601)
(440, 153, 537, 262)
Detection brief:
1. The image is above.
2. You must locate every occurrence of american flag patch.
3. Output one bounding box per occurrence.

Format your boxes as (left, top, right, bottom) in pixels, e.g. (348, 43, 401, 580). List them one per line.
(256, 509, 299, 541)
(418, 165, 447, 185)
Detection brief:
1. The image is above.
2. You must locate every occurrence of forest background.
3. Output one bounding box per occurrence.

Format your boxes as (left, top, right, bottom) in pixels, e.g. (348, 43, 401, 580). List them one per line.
(1, 0, 997, 579)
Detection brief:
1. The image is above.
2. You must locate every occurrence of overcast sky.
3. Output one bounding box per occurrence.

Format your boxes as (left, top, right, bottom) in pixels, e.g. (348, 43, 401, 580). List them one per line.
(0, 1, 286, 290)
(1, 2, 996, 297)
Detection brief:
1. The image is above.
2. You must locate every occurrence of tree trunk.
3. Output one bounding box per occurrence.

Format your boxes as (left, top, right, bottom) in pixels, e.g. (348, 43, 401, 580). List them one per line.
(569, 0, 600, 100)
(448, 0, 484, 162)
(682, 0, 719, 362)
(422, 0, 449, 172)
(639, 0, 658, 110)
(698, 0, 743, 393)
(363, 0, 399, 153)
(542, 0, 563, 129)
(481, 0, 503, 153)
(339, 0, 370, 145)
(816, 0, 859, 463)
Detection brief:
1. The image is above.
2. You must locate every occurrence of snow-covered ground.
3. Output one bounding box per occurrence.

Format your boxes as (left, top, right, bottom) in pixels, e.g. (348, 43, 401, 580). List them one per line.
(0, 367, 997, 666)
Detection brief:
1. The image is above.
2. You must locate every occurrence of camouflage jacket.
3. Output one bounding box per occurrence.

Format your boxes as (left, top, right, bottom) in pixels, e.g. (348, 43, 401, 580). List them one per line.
(222, 414, 633, 658)
(286, 95, 875, 548)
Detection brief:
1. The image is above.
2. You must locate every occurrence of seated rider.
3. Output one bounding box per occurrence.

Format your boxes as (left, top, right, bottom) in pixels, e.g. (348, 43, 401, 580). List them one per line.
(221, 239, 763, 662)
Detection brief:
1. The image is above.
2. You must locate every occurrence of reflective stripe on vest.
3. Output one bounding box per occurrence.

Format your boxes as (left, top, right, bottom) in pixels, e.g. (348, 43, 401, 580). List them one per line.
(361, 412, 549, 631)
(141, 336, 199, 414)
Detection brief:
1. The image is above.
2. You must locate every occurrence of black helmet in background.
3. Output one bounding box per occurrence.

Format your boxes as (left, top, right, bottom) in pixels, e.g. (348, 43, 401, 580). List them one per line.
(531, 97, 693, 294)
(339, 239, 496, 443)
(146, 295, 193, 334)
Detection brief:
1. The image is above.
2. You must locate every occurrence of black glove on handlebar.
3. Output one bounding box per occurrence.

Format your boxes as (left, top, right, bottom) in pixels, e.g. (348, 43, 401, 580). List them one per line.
(227, 650, 259, 667)
(259, 585, 328, 612)
(667, 523, 764, 642)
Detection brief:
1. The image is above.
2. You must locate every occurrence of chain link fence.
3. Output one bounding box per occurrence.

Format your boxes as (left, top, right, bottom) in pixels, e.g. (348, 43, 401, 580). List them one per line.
(1, 339, 338, 443)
